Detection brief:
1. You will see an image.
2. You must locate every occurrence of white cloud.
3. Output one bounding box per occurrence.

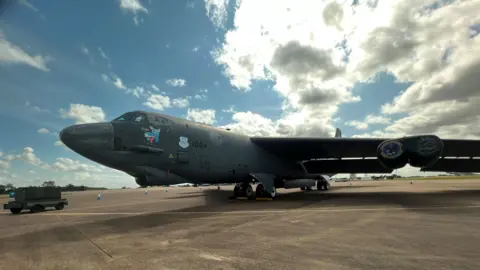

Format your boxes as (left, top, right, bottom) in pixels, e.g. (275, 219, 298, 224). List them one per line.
(199, 89, 208, 93)
(59, 104, 106, 124)
(118, 0, 148, 25)
(119, 0, 148, 13)
(222, 105, 236, 113)
(0, 160, 10, 169)
(213, 0, 480, 141)
(97, 47, 109, 60)
(165, 78, 186, 87)
(37, 128, 58, 137)
(186, 108, 216, 125)
(345, 114, 391, 130)
(0, 30, 51, 71)
(192, 46, 200, 52)
(172, 97, 190, 108)
(102, 73, 149, 98)
(204, 0, 230, 30)
(54, 140, 64, 146)
(151, 84, 160, 91)
(143, 94, 171, 111)
(81, 45, 89, 56)
(37, 128, 50, 134)
(194, 94, 207, 101)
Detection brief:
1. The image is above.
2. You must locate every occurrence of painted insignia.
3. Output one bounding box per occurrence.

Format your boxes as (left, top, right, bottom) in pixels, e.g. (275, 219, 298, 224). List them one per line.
(380, 141, 404, 159)
(417, 136, 439, 155)
(144, 126, 160, 144)
(179, 136, 189, 148)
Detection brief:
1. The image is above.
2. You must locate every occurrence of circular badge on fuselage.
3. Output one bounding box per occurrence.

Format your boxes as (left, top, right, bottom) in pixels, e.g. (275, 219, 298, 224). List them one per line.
(380, 141, 404, 159)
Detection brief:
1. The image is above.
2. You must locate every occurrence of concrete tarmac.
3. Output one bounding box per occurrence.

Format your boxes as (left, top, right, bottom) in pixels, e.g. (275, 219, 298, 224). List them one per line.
(1, 180, 480, 270)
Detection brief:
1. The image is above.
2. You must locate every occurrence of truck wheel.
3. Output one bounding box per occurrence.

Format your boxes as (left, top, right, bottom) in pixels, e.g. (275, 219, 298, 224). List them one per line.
(55, 203, 64, 210)
(30, 204, 44, 213)
(10, 208, 22, 214)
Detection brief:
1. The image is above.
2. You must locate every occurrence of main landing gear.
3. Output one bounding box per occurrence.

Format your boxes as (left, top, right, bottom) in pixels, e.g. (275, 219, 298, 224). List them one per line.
(317, 179, 330, 191)
(233, 182, 277, 199)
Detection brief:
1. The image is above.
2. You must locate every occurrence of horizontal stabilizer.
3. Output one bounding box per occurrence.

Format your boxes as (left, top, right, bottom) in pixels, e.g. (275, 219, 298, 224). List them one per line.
(303, 159, 393, 174)
(421, 158, 480, 173)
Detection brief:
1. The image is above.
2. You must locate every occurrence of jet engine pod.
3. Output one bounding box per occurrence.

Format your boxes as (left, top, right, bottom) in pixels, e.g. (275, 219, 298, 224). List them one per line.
(403, 135, 444, 168)
(377, 135, 444, 170)
(377, 139, 409, 169)
(135, 176, 149, 187)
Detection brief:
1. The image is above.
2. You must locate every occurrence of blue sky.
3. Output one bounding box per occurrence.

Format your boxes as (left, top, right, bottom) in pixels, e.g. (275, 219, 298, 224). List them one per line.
(0, 0, 478, 187)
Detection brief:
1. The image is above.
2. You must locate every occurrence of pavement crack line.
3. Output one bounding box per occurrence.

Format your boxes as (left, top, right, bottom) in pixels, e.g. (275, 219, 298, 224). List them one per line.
(55, 215, 113, 259)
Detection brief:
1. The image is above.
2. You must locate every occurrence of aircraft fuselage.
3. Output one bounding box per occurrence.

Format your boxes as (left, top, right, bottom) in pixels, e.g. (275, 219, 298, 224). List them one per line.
(59, 111, 307, 187)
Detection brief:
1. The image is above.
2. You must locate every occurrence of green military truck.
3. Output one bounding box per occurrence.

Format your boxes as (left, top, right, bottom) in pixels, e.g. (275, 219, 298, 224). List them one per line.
(3, 187, 68, 214)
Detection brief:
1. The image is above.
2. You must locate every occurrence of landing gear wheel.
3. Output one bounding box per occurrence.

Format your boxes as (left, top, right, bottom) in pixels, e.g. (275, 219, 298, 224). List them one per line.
(234, 183, 254, 198)
(256, 184, 276, 199)
(55, 203, 64, 210)
(234, 184, 241, 197)
(317, 180, 329, 191)
(30, 204, 44, 213)
(323, 182, 329, 191)
(243, 183, 254, 198)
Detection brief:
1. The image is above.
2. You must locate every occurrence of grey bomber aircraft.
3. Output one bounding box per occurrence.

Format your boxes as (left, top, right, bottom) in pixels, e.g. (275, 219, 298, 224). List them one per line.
(60, 110, 480, 199)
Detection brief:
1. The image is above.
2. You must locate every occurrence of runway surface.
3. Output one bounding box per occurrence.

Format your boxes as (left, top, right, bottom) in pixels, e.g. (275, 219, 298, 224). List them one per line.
(1, 179, 480, 270)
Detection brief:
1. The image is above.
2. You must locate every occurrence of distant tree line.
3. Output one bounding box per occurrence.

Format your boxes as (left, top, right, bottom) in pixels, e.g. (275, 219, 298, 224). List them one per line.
(0, 181, 107, 194)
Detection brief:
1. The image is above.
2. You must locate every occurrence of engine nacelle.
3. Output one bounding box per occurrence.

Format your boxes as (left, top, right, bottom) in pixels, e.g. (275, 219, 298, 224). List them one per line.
(135, 176, 149, 187)
(284, 179, 317, 189)
(377, 135, 444, 169)
(135, 170, 190, 187)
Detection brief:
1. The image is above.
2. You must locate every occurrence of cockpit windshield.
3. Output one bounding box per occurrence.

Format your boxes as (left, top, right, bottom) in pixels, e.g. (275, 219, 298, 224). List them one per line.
(112, 112, 147, 123)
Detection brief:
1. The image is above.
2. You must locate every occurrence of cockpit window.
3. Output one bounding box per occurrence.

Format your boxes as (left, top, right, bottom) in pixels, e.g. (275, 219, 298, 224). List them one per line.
(113, 112, 147, 123)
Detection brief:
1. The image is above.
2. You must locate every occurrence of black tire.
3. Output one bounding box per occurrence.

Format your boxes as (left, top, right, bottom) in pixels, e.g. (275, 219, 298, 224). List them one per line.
(317, 181, 324, 190)
(30, 204, 44, 213)
(10, 208, 22, 214)
(300, 186, 306, 191)
(243, 184, 254, 198)
(323, 183, 329, 191)
(233, 185, 241, 197)
(55, 203, 64, 210)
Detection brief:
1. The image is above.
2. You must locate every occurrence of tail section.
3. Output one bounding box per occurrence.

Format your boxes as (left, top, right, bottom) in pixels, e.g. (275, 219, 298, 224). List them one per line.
(334, 128, 342, 138)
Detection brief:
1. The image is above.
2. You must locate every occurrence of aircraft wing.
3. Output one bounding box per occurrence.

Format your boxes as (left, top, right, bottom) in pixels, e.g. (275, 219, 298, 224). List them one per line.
(250, 137, 480, 173)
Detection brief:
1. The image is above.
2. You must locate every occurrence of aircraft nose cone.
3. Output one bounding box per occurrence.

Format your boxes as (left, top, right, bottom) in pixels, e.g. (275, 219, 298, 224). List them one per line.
(60, 122, 113, 152)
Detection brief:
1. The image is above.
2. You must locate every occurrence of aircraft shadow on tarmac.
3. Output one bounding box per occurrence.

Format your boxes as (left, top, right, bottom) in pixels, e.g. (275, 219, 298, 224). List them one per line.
(2, 188, 480, 250)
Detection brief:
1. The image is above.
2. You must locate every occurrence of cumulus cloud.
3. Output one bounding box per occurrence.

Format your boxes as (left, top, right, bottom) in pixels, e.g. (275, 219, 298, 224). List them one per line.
(59, 104, 106, 124)
(346, 114, 391, 130)
(143, 94, 171, 111)
(118, 0, 148, 25)
(172, 97, 190, 108)
(204, 0, 230, 30)
(186, 108, 216, 125)
(102, 73, 150, 98)
(0, 30, 51, 71)
(213, 0, 480, 141)
(165, 78, 186, 87)
(194, 94, 207, 101)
